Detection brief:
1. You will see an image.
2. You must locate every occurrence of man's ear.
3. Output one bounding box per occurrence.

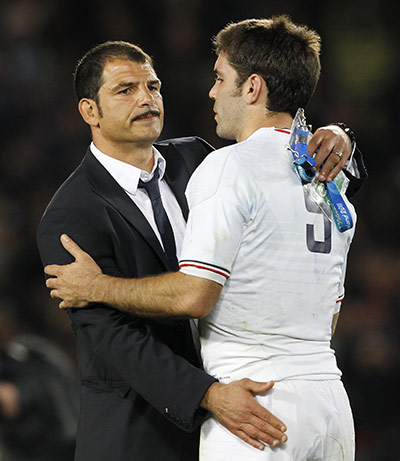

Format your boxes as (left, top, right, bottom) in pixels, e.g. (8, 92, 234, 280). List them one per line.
(244, 74, 266, 105)
(78, 98, 100, 127)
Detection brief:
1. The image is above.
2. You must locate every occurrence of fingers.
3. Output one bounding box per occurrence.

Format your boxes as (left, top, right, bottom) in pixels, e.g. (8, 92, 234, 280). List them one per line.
(309, 126, 352, 182)
(50, 289, 59, 299)
(48, 284, 88, 309)
(230, 428, 266, 451)
(59, 299, 87, 309)
(44, 264, 63, 277)
(244, 395, 287, 440)
(46, 276, 59, 289)
(247, 410, 288, 443)
(229, 413, 287, 450)
(310, 131, 343, 168)
(240, 379, 286, 432)
(50, 293, 87, 309)
(308, 129, 338, 165)
(235, 420, 285, 448)
(317, 153, 345, 183)
(320, 162, 344, 183)
(229, 424, 284, 450)
(237, 379, 288, 446)
(60, 234, 87, 260)
(204, 380, 288, 450)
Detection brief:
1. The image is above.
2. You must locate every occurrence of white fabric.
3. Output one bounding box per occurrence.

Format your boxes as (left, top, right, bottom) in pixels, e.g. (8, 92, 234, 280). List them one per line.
(200, 379, 355, 460)
(179, 126, 356, 381)
(90, 142, 186, 255)
(344, 142, 359, 177)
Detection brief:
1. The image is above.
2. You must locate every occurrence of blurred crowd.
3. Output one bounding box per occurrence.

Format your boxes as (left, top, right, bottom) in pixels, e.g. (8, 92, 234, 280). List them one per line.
(0, 0, 398, 459)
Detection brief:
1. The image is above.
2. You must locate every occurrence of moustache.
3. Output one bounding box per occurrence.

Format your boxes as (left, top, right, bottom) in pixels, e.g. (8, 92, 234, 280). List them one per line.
(132, 110, 161, 121)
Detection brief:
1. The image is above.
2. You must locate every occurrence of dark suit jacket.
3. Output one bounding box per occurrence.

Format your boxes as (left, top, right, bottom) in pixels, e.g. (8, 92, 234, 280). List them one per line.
(37, 137, 217, 461)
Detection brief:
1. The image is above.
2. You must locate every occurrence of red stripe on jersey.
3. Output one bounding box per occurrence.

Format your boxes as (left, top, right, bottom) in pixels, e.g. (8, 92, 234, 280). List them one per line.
(179, 263, 230, 279)
(274, 128, 291, 134)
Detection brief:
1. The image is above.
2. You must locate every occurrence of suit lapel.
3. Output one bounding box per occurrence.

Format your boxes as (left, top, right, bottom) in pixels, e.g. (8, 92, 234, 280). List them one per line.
(159, 143, 190, 221)
(81, 150, 170, 268)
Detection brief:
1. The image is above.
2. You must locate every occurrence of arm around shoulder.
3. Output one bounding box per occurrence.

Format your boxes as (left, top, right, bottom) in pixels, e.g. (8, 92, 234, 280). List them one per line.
(38, 208, 217, 432)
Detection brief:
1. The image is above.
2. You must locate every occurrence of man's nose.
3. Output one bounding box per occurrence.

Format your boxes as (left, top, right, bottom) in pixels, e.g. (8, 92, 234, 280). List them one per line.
(209, 83, 216, 100)
(138, 85, 154, 104)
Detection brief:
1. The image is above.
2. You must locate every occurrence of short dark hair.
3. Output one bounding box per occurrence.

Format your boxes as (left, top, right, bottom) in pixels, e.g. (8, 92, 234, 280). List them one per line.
(73, 41, 153, 104)
(213, 15, 321, 117)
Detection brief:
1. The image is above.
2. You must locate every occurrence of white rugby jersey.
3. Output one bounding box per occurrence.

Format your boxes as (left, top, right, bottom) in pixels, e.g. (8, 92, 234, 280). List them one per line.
(179, 127, 356, 382)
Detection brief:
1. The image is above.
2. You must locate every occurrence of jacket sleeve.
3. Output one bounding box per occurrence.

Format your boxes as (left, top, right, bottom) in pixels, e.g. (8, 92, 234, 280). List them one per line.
(344, 146, 368, 198)
(36, 207, 216, 432)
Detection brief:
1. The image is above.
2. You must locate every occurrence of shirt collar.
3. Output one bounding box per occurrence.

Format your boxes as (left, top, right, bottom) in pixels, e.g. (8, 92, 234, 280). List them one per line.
(90, 142, 166, 195)
(246, 126, 291, 142)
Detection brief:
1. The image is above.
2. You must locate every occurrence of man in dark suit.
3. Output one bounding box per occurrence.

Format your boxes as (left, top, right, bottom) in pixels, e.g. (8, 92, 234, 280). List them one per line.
(37, 41, 290, 461)
(38, 41, 365, 460)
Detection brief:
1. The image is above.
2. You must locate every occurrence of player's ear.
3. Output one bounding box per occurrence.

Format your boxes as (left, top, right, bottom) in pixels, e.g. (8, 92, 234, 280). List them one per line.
(244, 74, 265, 104)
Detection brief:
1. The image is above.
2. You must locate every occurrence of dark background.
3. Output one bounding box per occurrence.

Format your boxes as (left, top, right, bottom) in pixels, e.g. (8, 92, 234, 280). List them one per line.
(0, 0, 399, 459)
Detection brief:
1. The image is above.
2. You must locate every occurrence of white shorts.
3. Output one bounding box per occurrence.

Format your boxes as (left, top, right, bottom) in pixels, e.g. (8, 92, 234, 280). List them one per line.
(200, 379, 355, 461)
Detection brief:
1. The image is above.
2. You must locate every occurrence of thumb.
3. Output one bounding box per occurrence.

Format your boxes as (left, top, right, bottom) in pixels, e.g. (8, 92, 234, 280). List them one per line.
(60, 234, 87, 261)
(242, 379, 275, 394)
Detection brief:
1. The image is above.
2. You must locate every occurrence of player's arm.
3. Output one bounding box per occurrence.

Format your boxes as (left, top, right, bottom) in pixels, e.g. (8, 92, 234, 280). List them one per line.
(37, 209, 215, 432)
(45, 234, 221, 317)
(42, 231, 288, 449)
(46, 156, 241, 316)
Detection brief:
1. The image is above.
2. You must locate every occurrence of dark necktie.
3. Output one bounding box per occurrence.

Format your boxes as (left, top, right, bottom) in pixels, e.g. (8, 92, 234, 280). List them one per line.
(138, 169, 178, 270)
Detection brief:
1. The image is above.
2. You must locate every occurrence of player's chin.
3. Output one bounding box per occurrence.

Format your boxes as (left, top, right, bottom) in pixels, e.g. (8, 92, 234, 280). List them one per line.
(216, 126, 234, 141)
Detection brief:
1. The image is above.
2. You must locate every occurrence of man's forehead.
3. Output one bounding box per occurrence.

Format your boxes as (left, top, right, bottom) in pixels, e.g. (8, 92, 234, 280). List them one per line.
(214, 53, 231, 73)
(102, 58, 158, 83)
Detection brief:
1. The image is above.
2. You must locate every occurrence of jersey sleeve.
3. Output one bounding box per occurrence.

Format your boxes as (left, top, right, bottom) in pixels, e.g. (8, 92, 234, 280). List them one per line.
(179, 148, 253, 286)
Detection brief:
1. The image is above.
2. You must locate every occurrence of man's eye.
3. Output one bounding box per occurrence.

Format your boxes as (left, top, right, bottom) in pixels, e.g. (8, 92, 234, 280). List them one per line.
(119, 88, 131, 94)
(215, 77, 223, 82)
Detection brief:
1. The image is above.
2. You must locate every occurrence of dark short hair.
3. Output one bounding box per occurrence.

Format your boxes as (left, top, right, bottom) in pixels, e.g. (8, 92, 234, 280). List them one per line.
(73, 41, 153, 104)
(213, 15, 321, 117)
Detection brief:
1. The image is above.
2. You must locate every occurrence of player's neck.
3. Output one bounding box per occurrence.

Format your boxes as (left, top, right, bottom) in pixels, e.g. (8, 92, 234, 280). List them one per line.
(238, 112, 293, 142)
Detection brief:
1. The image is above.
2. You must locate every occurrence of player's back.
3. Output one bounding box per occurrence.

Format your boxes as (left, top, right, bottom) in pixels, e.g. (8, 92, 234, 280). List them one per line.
(197, 127, 356, 382)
